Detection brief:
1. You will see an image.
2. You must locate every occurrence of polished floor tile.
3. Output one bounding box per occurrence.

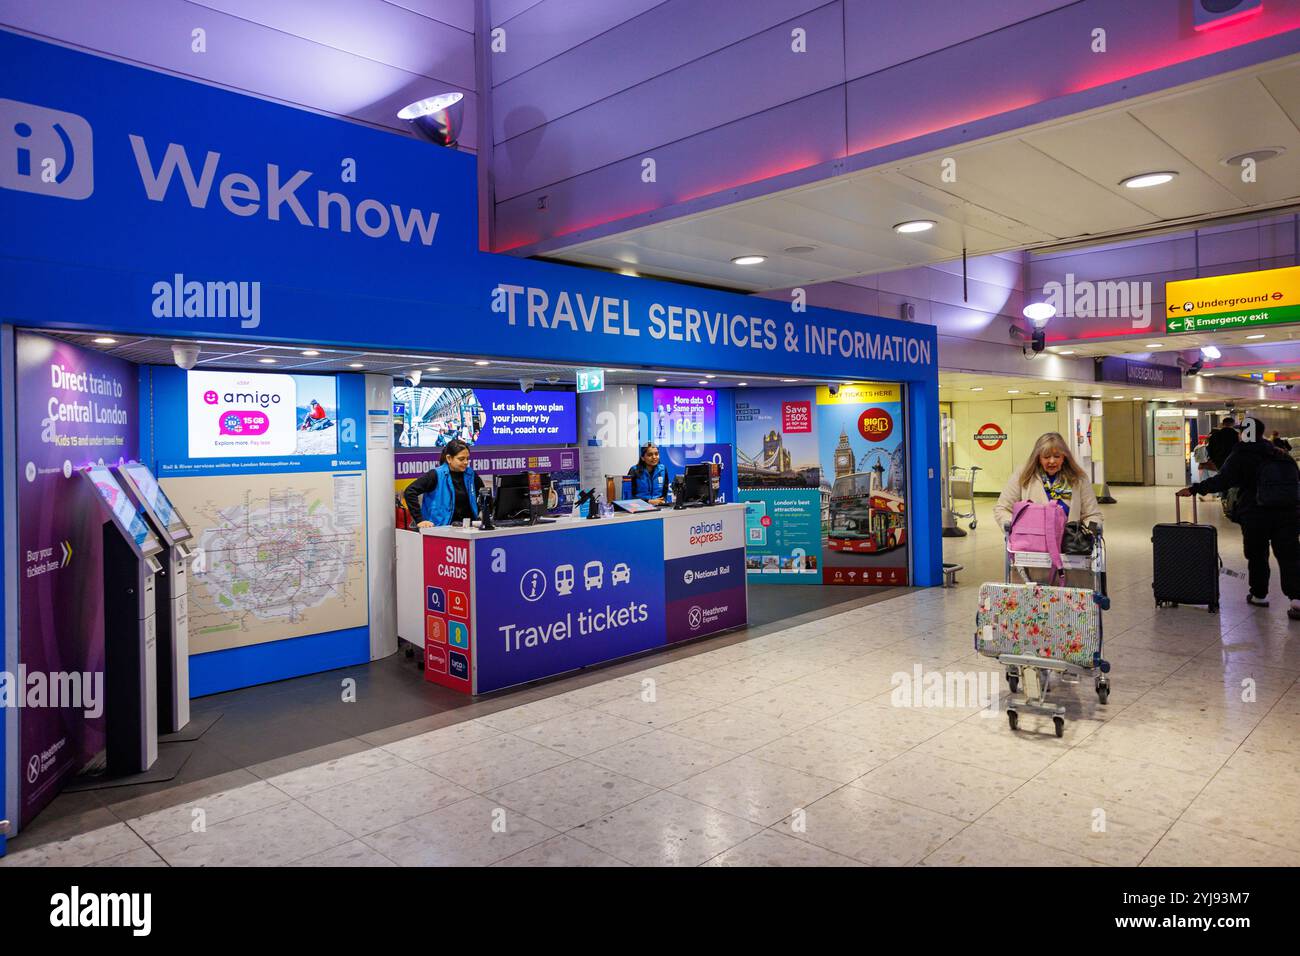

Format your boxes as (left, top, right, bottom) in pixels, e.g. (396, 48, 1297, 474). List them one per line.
(361, 796, 555, 866)
(583, 730, 739, 789)
(567, 791, 763, 867)
(485, 761, 656, 831)
(667, 755, 843, 826)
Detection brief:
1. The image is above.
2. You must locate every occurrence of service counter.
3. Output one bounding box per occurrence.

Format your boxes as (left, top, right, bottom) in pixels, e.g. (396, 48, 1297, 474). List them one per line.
(396, 503, 747, 694)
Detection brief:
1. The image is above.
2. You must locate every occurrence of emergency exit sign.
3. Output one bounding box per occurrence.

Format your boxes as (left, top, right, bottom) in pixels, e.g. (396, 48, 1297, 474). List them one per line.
(1165, 265, 1300, 334)
(576, 368, 605, 392)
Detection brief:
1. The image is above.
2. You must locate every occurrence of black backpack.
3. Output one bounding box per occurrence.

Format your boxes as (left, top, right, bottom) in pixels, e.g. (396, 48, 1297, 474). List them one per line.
(1256, 449, 1300, 509)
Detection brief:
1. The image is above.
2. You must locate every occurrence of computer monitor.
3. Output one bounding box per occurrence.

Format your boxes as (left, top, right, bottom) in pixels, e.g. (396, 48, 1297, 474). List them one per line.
(118, 461, 192, 547)
(679, 463, 717, 507)
(493, 472, 551, 522)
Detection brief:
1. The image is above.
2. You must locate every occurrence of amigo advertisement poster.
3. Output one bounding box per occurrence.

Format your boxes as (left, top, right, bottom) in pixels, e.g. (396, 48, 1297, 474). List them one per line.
(14, 331, 139, 825)
(186, 370, 339, 459)
(816, 383, 908, 586)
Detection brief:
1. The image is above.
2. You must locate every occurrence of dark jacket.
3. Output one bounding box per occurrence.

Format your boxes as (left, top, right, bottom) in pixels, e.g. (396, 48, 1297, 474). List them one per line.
(1192, 439, 1297, 520)
(1206, 425, 1239, 470)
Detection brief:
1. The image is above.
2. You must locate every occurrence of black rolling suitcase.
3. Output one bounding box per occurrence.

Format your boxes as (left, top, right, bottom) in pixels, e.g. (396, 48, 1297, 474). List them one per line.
(1152, 494, 1220, 612)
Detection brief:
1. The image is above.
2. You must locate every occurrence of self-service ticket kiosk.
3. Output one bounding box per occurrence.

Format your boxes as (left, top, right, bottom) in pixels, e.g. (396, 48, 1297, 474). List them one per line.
(81, 464, 162, 774)
(116, 462, 195, 735)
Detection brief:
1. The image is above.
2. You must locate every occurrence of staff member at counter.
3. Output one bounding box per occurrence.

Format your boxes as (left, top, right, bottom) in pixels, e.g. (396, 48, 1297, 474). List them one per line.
(627, 442, 671, 506)
(404, 439, 485, 528)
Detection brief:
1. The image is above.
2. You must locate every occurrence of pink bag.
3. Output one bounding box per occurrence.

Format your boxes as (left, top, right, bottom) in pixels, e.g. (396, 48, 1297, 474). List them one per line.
(1008, 501, 1066, 578)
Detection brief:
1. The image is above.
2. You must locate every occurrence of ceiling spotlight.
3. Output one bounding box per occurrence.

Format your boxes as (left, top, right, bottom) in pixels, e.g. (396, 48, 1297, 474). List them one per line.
(92, 336, 117, 345)
(971, 387, 984, 392)
(1022, 302, 1056, 327)
(1007, 389, 1020, 394)
(301, 350, 320, 357)
(738, 382, 748, 386)
(258, 357, 277, 364)
(731, 255, 766, 266)
(1145, 343, 1163, 348)
(349, 363, 364, 368)
(426, 367, 441, 373)
(655, 378, 667, 383)
(1268, 369, 1281, 373)
(1121, 171, 1177, 189)
(698, 380, 709, 385)
(705, 375, 716, 379)
(1247, 334, 1266, 340)
(474, 360, 491, 366)
(1200, 345, 1222, 360)
(1058, 350, 1075, 355)
(893, 220, 936, 234)
(781, 378, 798, 383)
(1038, 391, 1050, 395)
(1090, 394, 1102, 399)
(397, 92, 465, 146)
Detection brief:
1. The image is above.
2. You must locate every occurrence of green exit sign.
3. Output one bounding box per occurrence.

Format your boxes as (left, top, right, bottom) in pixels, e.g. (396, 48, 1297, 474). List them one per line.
(1045, 400, 1057, 412)
(576, 368, 605, 393)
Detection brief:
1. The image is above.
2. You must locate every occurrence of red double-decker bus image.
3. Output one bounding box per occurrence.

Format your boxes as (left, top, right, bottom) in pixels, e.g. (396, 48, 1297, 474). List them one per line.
(827, 471, 906, 553)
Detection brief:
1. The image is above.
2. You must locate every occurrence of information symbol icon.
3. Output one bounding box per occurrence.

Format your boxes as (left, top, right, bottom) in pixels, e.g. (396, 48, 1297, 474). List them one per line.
(520, 568, 547, 602)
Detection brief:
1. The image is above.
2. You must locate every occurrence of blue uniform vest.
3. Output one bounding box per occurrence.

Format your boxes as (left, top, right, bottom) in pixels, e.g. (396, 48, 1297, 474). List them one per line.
(421, 463, 479, 525)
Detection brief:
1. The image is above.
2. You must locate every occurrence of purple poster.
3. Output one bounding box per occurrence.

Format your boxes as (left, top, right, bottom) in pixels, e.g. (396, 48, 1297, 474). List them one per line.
(651, 388, 718, 445)
(14, 331, 139, 825)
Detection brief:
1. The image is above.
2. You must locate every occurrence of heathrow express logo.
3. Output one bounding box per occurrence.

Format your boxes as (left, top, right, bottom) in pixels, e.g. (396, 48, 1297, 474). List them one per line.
(0, 99, 94, 200)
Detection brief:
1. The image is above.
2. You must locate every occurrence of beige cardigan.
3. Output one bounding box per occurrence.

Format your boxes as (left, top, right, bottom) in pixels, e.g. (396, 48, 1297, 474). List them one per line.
(992, 471, 1103, 530)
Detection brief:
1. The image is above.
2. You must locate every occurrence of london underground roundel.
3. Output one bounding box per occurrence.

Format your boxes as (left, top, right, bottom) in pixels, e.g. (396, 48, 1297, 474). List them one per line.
(975, 423, 1008, 451)
(858, 408, 893, 442)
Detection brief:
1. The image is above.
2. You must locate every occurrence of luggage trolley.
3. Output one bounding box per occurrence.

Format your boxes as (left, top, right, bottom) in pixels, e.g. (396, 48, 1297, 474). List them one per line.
(974, 529, 1111, 737)
(947, 466, 981, 530)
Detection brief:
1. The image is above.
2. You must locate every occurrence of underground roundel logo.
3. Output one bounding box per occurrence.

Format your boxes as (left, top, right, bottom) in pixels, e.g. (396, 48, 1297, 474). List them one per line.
(975, 423, 1008, 451)
(858, 408, 893, 442)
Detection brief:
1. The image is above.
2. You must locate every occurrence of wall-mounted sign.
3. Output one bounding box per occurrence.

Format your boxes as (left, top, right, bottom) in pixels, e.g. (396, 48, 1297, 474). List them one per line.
(1165, 265, 1300, 334)
(1096, 356, 1181, 390)
(974, 424, 1008, 451)
(576, 368, 605, 393)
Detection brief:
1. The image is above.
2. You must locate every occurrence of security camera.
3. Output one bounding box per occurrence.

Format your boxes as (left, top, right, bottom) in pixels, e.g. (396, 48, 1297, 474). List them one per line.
(519, 378, 535, 393)
(828, 383, 840, 396)
(406, 370, 422, 387)
(545, 376, 560, 385)
(172, 344, 200, 370)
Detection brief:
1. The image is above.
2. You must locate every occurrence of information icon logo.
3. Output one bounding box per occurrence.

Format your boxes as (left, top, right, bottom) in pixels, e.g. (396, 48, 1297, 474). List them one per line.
(520, 568, 547, 602)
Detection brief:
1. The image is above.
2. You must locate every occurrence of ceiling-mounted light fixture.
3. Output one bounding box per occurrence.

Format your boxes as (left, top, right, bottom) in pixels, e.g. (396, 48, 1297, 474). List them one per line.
(397, 92, 465, 146)
(1121, 171, 1178, 189)
(1022, 302, 1056, 327)
(893, 220, 936, 234)
(731, 255, 766, 266)
(1200, 345, 1222, 360)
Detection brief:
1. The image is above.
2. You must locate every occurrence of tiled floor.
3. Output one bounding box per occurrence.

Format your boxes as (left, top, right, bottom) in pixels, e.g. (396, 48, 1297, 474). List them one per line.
(4, 486, 1299, 867)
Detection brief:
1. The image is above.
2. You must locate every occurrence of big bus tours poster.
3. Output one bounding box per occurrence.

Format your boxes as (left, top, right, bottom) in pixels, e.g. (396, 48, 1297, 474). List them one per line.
(815, 383, 909, 586)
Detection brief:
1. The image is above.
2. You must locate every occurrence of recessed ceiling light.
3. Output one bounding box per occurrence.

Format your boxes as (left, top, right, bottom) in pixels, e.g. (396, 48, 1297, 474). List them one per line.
(1121, 171, 1177, 189)
(92, 336, 116, 345)
(1145, 343, 1163, 348)
(258, 357, 277, 364)
(893, 220, 936, 234)
(1220, 147, 1285, 167)
(783, 245, 818, 255)
(1038, 391, 1050, 395)
(971, 387, 984, 392)
(698, 380, 709, 385)
(474, 360, 491, 366)
(349, 363, 364, 368)
(1007, 389, 1020, 394)
(1133, 397, 1143, 401)
(1268, 369, 1281, 373)
(426, 367, 441, 373)
(731, 255, 766, 266)
(1090, 394, 1102, 399)
(737, 382, 748, 386)
(1058, 350, 1075, 356)
(705, 375, 716, 379)
(1247, 334, 1266, 340)
(301, 349, 320, 357)
(781, 378, 798, 383)
(655, 378, 666, 383)
(1114, 395, 1124, 399)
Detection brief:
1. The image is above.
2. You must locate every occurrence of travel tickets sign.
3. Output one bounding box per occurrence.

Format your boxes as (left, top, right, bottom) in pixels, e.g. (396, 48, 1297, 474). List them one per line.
(1165, 266, 1300, 334)
(0, 33, 936, 386)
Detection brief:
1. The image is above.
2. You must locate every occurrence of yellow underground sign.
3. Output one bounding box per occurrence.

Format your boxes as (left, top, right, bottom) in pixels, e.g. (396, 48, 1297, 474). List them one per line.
(1165, 265, 1300, 334)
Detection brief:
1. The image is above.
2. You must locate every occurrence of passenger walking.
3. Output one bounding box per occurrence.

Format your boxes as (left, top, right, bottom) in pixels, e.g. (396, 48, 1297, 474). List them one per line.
(1179, 416, 1300, 620)
(1206, 416, 1239, 470)
(993, 432, 1102, 531)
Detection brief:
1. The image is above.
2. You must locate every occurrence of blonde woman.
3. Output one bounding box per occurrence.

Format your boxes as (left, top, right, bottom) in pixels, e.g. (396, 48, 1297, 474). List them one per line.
(993, 433, 1102, 533)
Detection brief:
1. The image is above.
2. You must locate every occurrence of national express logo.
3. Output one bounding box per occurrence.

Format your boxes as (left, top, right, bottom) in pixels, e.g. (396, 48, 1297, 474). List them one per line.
(688, 519, 725, 547)
(0, 99, 94, 200)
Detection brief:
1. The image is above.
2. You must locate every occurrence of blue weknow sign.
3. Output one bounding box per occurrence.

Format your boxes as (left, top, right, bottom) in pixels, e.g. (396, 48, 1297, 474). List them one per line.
(473, 522, 666, 693)
(0, 31, 935, 384)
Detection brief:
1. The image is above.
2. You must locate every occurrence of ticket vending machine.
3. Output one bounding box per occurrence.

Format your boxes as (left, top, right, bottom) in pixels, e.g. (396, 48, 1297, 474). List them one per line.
(82, 464, 162, 774)
(116, 462, 195, 735)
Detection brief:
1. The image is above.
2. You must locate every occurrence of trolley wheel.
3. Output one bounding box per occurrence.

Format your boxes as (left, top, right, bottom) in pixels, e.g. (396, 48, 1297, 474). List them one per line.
(969, 519, 978, 530)
(1096, 684, 1109, 705)
(1007, 710, 1019, 731)
(1053, 716, 1065, 738)
(1007, 675, 1019, 694)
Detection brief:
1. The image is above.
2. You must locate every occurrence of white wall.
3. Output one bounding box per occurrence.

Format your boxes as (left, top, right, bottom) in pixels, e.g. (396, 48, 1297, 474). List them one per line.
(365, 374, 397, 661)
(950, 398, 1069, 494)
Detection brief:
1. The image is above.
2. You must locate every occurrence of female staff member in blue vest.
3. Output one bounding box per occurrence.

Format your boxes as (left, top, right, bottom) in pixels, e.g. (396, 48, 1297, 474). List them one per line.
(626, 442, 670, 505)
(405, 440, 485, 528)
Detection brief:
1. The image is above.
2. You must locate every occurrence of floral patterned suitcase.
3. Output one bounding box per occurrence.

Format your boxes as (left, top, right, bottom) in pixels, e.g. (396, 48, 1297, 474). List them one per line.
(974, 582, 1101, 668)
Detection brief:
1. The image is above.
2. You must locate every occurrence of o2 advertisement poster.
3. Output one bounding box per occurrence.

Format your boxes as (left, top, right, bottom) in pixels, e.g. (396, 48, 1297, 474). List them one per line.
(651, 387, 716, 447)
(816, 383, 908, 586)
(187, 370, 339, 458)
(393, 385, 576, 448)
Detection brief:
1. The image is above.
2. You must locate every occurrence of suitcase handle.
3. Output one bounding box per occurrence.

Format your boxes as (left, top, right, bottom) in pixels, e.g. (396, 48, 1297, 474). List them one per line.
(1175, 492, 1197, 525)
